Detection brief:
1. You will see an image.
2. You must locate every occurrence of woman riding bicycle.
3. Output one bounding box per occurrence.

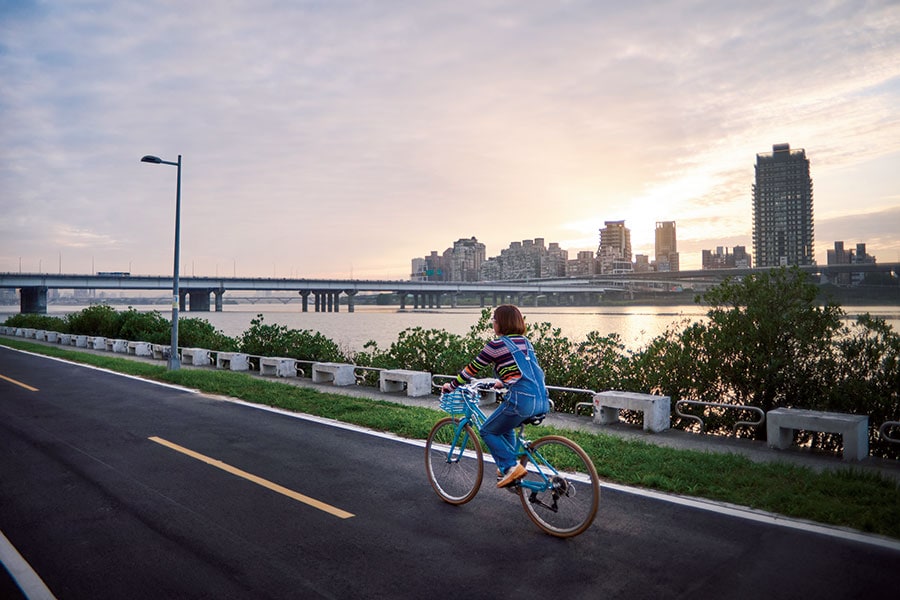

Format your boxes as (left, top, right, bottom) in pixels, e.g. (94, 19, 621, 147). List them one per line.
(442, 304, 551, 488)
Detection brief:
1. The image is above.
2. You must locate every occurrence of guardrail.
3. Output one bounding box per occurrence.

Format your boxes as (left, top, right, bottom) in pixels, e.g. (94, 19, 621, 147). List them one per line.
(879, 421, 900, 444)
(675, 399, 765, 434)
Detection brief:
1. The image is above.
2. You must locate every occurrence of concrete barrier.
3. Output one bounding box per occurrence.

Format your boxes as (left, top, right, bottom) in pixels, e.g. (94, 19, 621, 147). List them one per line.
(181, 348, 211, 366)
(379, 369, 431, 397)
(312, 362, 357, 386)
(216, 352, 251, 371)
(592, 390, 671, 433)
(260, 357, 298, 377)
(128, 342, 153, 357)
(767, 408, 868, 461)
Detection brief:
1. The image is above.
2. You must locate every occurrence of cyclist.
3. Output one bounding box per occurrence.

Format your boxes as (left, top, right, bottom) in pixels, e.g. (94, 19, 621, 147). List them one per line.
(442, 304, 550, 488)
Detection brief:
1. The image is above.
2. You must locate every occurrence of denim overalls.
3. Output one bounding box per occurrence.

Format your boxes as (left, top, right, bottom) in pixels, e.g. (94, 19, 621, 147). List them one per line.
(480, 336, 551, 472)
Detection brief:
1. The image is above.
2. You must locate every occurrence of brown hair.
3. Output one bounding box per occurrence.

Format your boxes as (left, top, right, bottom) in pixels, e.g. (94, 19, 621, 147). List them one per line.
(493, 304, 526, 336)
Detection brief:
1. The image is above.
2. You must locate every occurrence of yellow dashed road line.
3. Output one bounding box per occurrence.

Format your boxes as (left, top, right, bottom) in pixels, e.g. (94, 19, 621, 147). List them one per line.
(149, 436, 355, 519)
(0, 373, 39, 392)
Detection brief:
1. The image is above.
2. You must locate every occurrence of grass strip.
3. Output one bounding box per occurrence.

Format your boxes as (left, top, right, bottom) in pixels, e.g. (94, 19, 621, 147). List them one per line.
(3, 337, 899, 540)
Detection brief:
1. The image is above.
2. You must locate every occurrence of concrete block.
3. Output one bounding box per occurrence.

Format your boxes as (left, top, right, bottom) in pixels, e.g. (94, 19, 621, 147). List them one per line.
(312, 362, 357, 386)
(128, 342, 153, 357)
(181, 348, 211, 366)
(767, 408, 868, 461)
(216, 352, 251, 371)
(260, 357, 297, 377)
(379, 369, 431, 397)
(593, 390, 671, 433)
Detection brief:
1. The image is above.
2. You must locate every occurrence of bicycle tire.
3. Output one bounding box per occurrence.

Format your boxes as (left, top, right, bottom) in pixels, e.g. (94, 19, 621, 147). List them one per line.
(517, 435, 600, 538)
(425, 417, 484, 505)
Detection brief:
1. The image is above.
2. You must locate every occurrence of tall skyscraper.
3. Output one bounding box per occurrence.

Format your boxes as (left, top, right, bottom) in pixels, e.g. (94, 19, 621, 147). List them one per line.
(752, 143, 815, 268)
(598, 220, 632, 274)
(654, 221, 679, 272)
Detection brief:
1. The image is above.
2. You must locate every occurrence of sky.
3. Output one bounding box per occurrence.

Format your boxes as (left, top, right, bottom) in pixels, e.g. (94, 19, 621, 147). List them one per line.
(1, 0, 899, 280)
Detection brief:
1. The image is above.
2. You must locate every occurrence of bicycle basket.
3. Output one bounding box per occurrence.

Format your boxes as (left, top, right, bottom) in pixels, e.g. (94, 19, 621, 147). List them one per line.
(439, 389, 469, 416)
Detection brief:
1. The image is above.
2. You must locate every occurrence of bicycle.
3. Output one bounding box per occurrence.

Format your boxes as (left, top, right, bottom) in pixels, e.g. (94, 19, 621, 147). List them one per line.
(425, 378, 600, 538)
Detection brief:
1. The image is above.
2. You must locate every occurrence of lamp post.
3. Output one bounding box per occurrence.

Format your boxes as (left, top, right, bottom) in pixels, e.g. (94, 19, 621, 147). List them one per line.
(141, 154, 182, 370)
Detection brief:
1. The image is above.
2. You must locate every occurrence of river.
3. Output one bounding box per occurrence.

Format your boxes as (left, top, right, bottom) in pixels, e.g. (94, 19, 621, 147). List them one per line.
(20, 303, 900, 353)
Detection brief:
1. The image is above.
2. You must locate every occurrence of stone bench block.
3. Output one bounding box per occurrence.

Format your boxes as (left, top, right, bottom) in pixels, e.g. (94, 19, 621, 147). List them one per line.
(260, 357, 298, 378)
(767, 408, 868, 461)
(89, 336, 106, 350)
(59, 334, 72, 345)
(181, 348, 212, 366)
(379, 369, 431, 397)
(45, 331, 59, 343)
(312, 362, 357, 386)
(593, 390, 671, 433)
(217, 352, 251, 371)
(110, 339, 129, 353)
(128, 342, 153, 357)
(151, 344, 169, 360)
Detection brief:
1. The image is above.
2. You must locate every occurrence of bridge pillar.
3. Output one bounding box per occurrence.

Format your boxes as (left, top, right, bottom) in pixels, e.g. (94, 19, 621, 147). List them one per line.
(300, 290, 309, 312)
(345, 290, 356, 313)
(435, 293, 441, 308)
(187, 289, 211, 311)
(332, 292, 340, 312)
(214, 289, 224, 312)
(480, 295, 485, 308)
(179, 290, 187, 312)
(413, 294, 420, 309)
(451, 293, 457, 308)
(20, 286, 48, 314)
(399, 293, 406, 310)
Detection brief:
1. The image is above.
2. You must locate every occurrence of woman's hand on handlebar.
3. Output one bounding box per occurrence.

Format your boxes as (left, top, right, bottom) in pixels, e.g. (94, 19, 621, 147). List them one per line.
(441, 382, 454, 393)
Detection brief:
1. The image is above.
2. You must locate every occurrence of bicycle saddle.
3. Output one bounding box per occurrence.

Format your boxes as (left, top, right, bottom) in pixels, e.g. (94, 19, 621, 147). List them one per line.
(523, 414, 546, 426)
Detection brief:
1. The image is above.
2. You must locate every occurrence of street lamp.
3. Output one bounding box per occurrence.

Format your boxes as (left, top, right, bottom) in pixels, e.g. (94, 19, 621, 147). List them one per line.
(141, 154, 182, 370)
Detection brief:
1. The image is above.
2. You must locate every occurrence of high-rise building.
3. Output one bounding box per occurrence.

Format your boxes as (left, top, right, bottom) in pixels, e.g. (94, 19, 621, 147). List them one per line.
(598, 220, 631, 274)
(444, 237, 485, 282)
(752, 143, 815, 268)
(654, 221, 679, 272)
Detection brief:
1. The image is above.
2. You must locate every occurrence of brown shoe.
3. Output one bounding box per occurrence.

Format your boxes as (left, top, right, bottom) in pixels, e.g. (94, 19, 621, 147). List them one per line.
(497, 463, 527, 488)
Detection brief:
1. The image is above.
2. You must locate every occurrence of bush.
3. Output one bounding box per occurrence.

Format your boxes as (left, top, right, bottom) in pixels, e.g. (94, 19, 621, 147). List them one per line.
(66, 304, 121, 337)
(2, 313, 69, 332)
(178, 318, 238, 351)
(238, 315, 343, 362)
(117, 308, 171, 344)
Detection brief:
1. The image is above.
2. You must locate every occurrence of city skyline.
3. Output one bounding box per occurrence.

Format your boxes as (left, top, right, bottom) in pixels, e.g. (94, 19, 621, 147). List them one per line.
(1, 1, 899, 280)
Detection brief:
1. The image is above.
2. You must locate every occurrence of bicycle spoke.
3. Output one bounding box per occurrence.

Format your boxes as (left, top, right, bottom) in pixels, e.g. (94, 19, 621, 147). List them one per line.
(517, 436, 600, 537)
(425, 418, 484, 505)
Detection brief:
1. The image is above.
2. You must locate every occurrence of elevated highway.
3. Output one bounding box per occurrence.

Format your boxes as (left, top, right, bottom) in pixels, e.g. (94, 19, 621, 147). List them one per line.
(2, 262, 896, 314)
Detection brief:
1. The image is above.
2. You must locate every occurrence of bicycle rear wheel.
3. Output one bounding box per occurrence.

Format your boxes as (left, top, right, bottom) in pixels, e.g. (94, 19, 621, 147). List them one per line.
(425, 417, 484, 505)
(518, 435, 600, 538)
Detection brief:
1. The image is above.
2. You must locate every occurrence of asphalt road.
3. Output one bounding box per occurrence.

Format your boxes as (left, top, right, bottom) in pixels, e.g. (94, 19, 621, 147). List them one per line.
(1, 345, 898, 599)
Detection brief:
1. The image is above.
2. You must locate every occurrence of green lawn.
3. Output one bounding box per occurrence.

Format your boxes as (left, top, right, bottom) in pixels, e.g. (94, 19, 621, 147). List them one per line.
(3, 337, 899, 540)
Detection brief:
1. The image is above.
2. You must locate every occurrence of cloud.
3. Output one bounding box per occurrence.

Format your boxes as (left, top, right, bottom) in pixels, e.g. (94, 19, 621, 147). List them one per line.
(1, 1, 898, 278)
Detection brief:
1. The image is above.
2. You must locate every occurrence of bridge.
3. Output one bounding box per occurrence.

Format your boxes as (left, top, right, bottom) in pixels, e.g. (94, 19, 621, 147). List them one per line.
(0, 273, 614, 314)
(1, 262, 896, 314)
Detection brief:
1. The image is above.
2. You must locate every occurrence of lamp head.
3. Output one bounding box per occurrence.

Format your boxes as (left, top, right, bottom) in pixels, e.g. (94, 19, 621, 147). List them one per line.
(141, 155, 163, 164)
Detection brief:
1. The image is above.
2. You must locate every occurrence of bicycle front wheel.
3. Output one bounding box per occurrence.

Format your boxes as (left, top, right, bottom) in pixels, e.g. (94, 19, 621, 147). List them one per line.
(518, 435, 600, 538)
(425, 417, 484, 505)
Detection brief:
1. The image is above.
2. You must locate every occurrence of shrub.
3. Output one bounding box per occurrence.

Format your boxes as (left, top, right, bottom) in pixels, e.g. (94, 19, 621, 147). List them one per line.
(2, 313, 69, 332)
(66, 304, 121, 337)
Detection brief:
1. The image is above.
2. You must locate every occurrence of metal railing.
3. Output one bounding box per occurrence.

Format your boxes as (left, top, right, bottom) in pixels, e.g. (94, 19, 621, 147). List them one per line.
(879, 421, 900, 444)
(675, 399, 765, 434)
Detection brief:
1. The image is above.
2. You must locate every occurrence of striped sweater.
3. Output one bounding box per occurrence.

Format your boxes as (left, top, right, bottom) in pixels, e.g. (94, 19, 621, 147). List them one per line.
(451, 335, 530, 389)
